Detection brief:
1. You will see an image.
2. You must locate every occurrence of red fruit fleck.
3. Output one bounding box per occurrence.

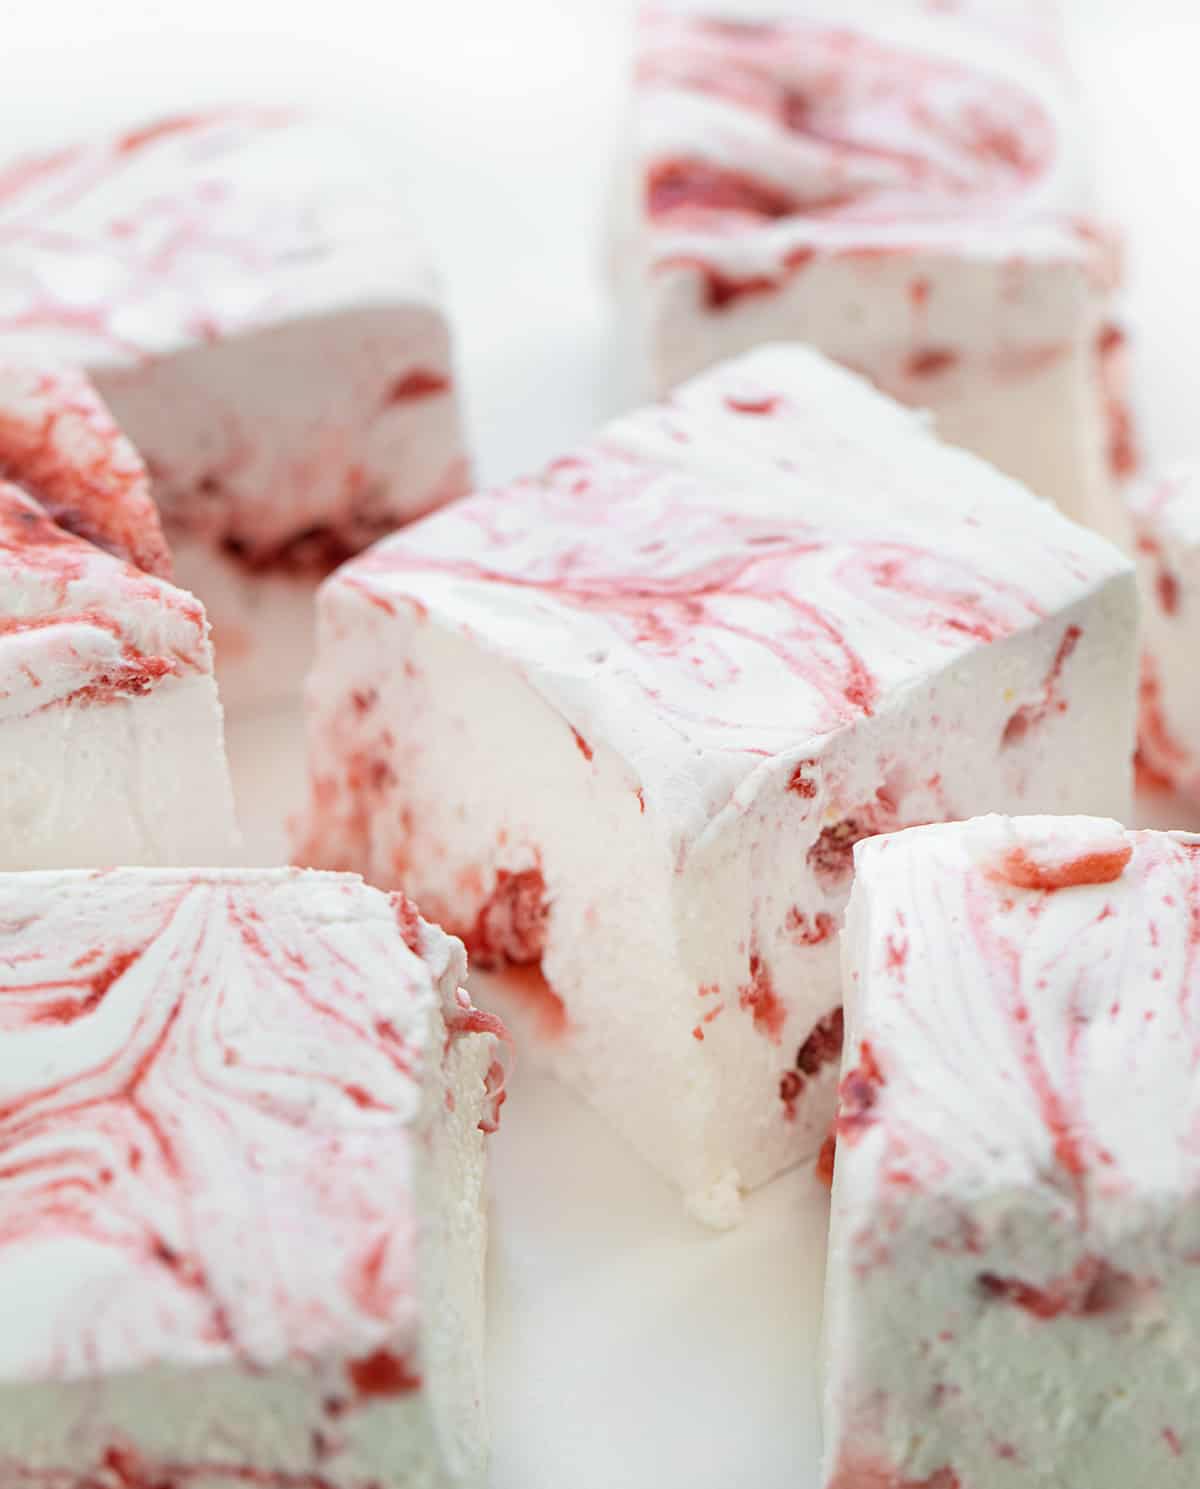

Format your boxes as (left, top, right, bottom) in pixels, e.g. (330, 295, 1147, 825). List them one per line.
(906, 347, 960, 379)
(788, 761, 819, 799)
(816, 1128, 837, 1188)
(1158, 568, 1180, 616)
(1164, 1428, 1184, 1458)
(781, 1009, 845, 1119)
(384, 369, 451, 405)
(837, 1041, 885, 1144)
(978, 1258, 1135, 1320)
(796, 1007, 845, 1077)
(739, 951, 787, 1041)
(785, 907, 837, 946)
(657, 254, 781, 311)
(725, 393, 781, 416)
(783, 245, 816, 273)
(347, 1347, 422, 1398)
(1000, 844, 1132, 891)
(1097, 323, 1140, 480)
(807, 817, 868, 889)
(465, 868, 549, 969)
(806, 783, 914, 890)
(977, 1273, 1066, 1319)
(571, 727, 595, 762)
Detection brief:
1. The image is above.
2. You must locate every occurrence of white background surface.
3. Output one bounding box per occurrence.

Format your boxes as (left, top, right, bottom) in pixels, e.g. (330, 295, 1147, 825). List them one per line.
(9, 2, 1200, 1485)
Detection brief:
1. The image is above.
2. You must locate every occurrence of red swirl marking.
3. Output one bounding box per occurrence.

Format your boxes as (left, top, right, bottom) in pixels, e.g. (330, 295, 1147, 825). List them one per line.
(0, 495, 203, 708)
(354, 500, 880, 735)
(1097, 324, 1140, 482)
(0, 366, 170, 577)
(1135, 654, 1193, 795)
(640, 15, 1057, 234)
(347, 443, 1055, 756)
(963, 869, 1091, 1207)
(0, 873, 500, 1386)
(648, 159, 799, 224)
(0, 109, 299, 365)
(1001, 625, 1082, 748)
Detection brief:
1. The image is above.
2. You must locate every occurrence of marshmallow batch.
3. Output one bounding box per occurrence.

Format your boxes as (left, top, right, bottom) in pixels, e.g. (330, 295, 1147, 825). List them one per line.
(620, 0, 1131, 535)
(0, 869, 505, 1489)
(825, 817, 1200, 1488)
(0, 111, 469, 707)
(297, 343, 1136, 1225)
(0, 365, 238, 869)
(0, 7, 1195, 1484)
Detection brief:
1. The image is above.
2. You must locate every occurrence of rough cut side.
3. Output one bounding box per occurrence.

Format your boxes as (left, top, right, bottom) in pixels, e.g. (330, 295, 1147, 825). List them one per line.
(0, 868, 507, 1489)
(0, 110, 470, 707)
(297, 344, 1137, 1227)
(825, 816, 1200, 1489)
(619, 0, 1134, 536)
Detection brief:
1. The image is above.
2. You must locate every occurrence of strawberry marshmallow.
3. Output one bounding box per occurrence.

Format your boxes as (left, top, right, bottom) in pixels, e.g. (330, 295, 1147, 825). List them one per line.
(0, 110, 469, 709)
(296, 345, 1136, 1226)
(619, 0, 1133, 536)
(0, 367, 237, 869)
(0, 869, 506, 1489)
(826, 816, 1200, 1488)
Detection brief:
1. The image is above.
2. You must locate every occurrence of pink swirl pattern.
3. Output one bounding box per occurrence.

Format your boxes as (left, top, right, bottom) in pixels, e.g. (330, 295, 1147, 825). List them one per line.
(0, 110, 320, 366)
(640, 9, 1058, 231)
(0, 869, 493, 1386)
(634, 1, 1111, 317)
(0, 477, 205, 716)
(0, 364, 169, 577)
(339, 350, 1110, 777)
(823, 818, 1200, 1487)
